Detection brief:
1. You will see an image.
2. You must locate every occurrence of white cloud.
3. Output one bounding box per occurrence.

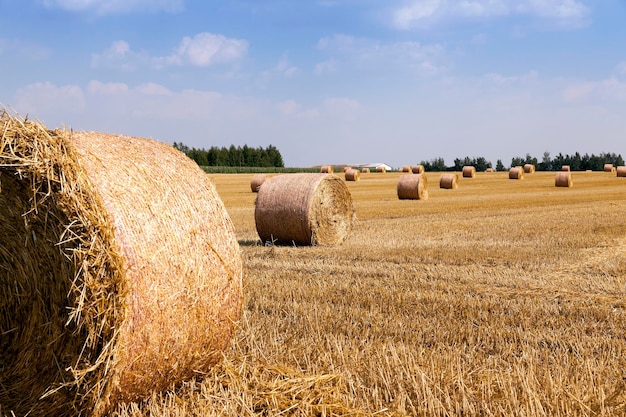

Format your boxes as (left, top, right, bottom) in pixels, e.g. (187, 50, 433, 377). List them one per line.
(14, 82, 85, 115)
(41, 0, 184, 15)
(391, 0, 590, 30)
(314, 59, 337, 75)
(91, 33, 248, 70)
(323, 97, 361, 120)
(483, 70, 539, 85)
(563, 77, 626, 103)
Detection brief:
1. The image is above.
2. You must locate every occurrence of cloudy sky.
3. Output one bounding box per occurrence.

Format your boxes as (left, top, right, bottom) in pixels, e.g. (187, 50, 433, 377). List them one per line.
(1, 0, 625, 168)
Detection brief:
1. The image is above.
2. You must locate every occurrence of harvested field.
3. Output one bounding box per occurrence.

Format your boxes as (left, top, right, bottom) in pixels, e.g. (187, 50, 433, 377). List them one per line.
(10, 169, 626, 416)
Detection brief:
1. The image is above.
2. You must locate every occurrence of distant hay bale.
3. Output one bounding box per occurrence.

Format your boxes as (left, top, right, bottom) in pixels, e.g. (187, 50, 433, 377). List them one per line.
(343, 166, 351, 172)
(251, 174, 267, 192)
(462, 166, 476, 178)
(561, 165, 571, 172)
(604, 164, 615, 173)
(523, 164, 535, 173)
(485, 168, 494, 173)
(397, 174, 428, 200)
(320, 165, 334, 173)
(412, 164, 425, 174)
(254, 173, 354, 246)
(0, 111, 243, 417)
(509, 167, 524, 180)
(345, 168, 360, 182)
(440, 173, 459, 189)
(362, 167, 370, 174)
(617, 166, 626, 177)
(400, 165, 411, 172)
(376, 166, 386, 173)
(555, 171, 573, 187)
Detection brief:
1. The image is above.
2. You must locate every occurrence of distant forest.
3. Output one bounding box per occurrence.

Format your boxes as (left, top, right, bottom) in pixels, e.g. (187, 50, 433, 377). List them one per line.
(422, 152, 624, 172)
(173, 143, 284, 168)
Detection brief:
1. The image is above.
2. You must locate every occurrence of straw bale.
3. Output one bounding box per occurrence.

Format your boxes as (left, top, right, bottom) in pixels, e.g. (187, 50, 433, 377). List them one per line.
(361, 167, 370, 174)
(412, 165, 425, 174)
(400, 165, 411, 172)
(440, 173, 459, 189)
(376, 166, 386, 173)
(251, 173, 267, 192)
(320, 165, 334, 173)
(0, 110, 243, 417)
(617, 166, 626, 177)
(397, 174, 428, 200)
(509, 167, 524, 180)
(254, 173, 354, 246)
(604, 164, 615, 173)
(462, 166, 476, 178)
(555, 171, 573, 187)
(561, 165, 571, 172)
(344, 168, 360, 182)
(485, 168, 494, 173)
(343, 166, 351, 172)
(523, 164, 535, 174)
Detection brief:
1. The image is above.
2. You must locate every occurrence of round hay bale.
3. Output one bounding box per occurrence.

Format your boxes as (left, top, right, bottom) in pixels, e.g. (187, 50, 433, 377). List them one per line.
(397, 174, 428, 200)
(617, 166, 626, 177)
(361, 167, 370, 174)
(509, 167, 524, 180)
(254, 173, 354, 246)
(0, 111, 243, 417)
(320, 165, 334, 173)
(345, 168, 360, 182)
(561, 165, 571, 172)
(523, 164, 535, 174)
(250, 173, 267, 192)
(485, 168, 494, 173)
(412, 164, 425, 174)
(375, 166, 386, 173)
(462, 166, 476, 178)
(400, 165, 411, 172)
(604, 164, 615, 173)
(555, 171, 573, 187)
(439, 173, 459, 189)
(343, 166, 351, 172)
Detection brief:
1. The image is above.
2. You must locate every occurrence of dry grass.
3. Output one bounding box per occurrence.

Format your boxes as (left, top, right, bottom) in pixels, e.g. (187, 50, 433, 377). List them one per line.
(6, 169, 626, 416)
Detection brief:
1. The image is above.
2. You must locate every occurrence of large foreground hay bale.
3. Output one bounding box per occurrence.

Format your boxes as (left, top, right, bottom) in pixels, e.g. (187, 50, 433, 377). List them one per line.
(604, 164, 616, 173)
(617, 166, 626, 177)
(254, 173, 354, 246)
(251, 173, 268, 192)
(412, 165, 425, 174)
(345, 168, 360, 181)
(0, 111, 243, 417)
(462, 166, 476, 178)
(523, 164, 535, 174)
(440, 173, 458, 189)
(509, 167, 524, 180)
(397, 174, 428, 200)
(555, 171, 573, 187)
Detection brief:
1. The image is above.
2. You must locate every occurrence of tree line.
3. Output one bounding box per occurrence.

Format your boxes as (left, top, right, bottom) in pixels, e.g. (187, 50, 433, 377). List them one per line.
(421, 152, 624, 172)
(173, 143, 284, 168)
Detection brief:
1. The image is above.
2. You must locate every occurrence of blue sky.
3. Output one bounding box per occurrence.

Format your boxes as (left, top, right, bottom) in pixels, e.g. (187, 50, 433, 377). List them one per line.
(1, 0, 625, 168)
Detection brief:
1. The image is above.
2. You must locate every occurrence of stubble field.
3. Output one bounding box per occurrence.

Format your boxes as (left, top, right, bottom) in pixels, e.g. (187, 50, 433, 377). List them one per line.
(114, 170, 626, 416)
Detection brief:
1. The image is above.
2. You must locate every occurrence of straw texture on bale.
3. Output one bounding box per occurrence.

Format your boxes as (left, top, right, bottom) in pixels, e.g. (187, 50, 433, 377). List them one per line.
(523, 164, 535, 174)
(344, 168, 360, 182)
(0, 111, 243, 417)
(376, 166, 386, 173)
(255, 173, 354, 246)
(412, 165, 425, 174)
(604, 164, 615, 173)
(250, 173, 267, 192)
(509, 167, 524, 180)
(320, 165, 334, 173)
(362, 167, 370, 174)
(440, 173, 459, 189)
(561, 165, 571, 172)
(555, 171, 573, 187)
(397, 174, 428, 200)
(617, 166, 626, 177)
(462, 166, 476, 178)
(343, 166, 351, 172)
(400, 165, 411, 173)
